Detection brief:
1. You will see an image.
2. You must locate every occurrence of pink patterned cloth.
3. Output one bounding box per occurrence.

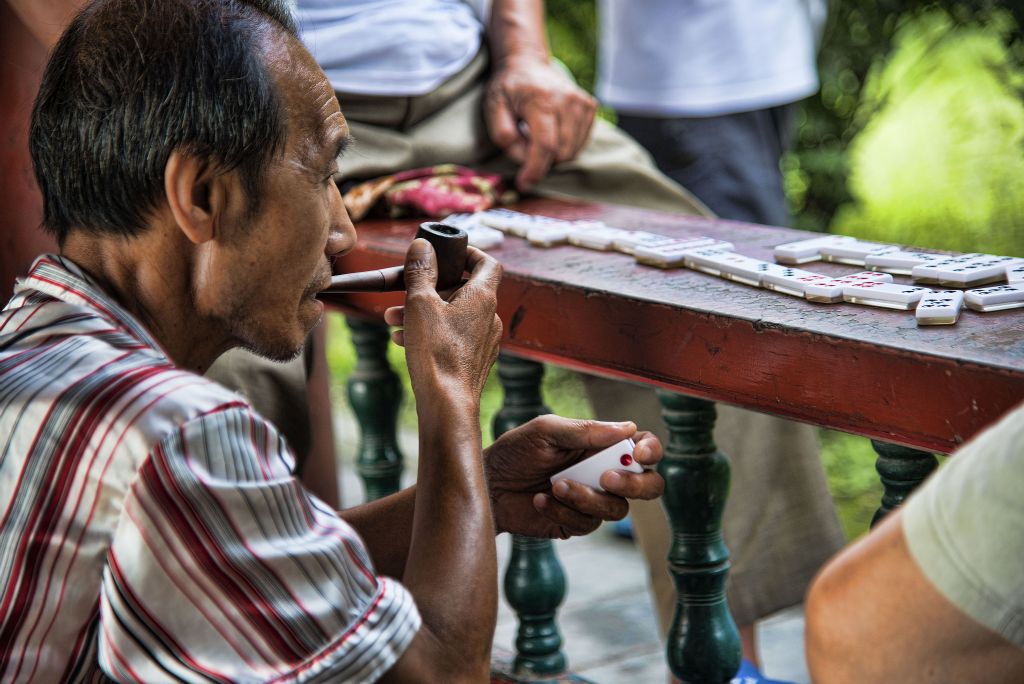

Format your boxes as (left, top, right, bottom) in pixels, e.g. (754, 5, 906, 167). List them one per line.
(343, 164, 513, 221)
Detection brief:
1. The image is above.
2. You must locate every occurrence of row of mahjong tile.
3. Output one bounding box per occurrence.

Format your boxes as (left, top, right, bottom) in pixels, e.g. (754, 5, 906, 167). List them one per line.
(451, 209, 1024, 288)
(442, 209, 1024, 324)
(772, 234, 1024, 288)
(630, 247, 1022, 325)
(447, 209, 740, 254)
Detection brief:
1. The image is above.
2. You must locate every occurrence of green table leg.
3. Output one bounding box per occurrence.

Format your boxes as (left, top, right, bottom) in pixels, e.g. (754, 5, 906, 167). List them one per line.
(657, 391, 741, 683)
(346, 317, 404, 501)
(493, 354, 567, 676)
(870, 440, 938, 527)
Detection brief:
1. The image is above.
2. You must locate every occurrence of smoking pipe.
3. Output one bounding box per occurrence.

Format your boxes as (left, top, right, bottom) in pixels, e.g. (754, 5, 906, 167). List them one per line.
(323, 221, 469, 293)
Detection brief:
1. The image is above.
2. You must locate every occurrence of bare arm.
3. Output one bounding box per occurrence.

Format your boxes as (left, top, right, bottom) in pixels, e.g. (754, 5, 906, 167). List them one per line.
(5, 0, 84, 48)
(484, 0, 597, 191)
(299, 322, 340, 507)
(487, 0, 549, 66)
(805, 510, 1024, 683)
(370, 242, 501, 683)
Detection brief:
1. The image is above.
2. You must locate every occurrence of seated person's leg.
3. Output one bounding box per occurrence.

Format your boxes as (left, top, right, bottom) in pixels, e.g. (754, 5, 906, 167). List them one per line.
(715, 404, 843, 653)
(581, 376, 844, 658)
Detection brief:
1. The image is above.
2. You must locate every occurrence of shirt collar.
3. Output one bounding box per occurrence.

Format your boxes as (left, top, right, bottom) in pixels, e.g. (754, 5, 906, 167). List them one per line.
(16, 254, 170, 359)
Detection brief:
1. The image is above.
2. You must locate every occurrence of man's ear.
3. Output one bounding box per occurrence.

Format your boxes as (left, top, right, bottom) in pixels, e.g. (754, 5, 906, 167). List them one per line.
(164, 151, 228, 245)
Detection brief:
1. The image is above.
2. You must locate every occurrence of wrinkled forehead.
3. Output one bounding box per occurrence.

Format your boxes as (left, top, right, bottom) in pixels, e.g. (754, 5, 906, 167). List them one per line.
(260, 29, 346, 158)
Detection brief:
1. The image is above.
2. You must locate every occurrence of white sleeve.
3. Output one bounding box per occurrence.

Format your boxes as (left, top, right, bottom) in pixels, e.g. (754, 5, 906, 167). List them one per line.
(902, 404, 1024, 648)
(463, 0, 491, 24)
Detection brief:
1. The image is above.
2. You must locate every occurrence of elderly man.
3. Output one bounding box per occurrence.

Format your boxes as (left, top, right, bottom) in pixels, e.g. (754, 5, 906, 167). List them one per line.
(0, 1, 664, 681)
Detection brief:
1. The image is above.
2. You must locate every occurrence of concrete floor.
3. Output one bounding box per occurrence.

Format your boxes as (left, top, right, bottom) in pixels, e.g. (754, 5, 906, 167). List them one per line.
(493, 529, 810, 684)
(334, 413, 810, 684)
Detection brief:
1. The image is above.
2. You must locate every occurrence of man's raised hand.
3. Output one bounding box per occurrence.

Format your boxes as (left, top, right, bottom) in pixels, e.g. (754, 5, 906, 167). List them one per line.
(384, 241, 502, 407)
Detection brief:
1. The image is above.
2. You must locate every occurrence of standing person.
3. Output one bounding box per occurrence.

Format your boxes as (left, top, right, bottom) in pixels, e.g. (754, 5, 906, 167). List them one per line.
(596, 1, 844, 681)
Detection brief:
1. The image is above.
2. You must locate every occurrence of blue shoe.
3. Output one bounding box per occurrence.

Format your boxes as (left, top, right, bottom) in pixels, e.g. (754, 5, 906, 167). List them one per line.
(730, 658, 796, 684)
(611, 515, 634, 539)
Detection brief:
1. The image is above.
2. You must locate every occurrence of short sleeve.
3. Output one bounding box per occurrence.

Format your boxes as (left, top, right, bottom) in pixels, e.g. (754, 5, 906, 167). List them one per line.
(99, 406, 420, 683)
(902, 403, 1024, 647)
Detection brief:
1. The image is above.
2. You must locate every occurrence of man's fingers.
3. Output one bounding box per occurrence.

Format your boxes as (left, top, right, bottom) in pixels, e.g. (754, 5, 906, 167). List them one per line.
(549, 478, 630, 521)
(555, 109, 578, 162)
(402, 238, 439, 296)
(461, 246, 503, 291)
(383, 306, 405, 327)
(505, 137, 528, 164)
(485, 94, 520, 152)
(599, 470, 665, 500)
(391, 329, 405, 347)
(527, 415, 636, 452)
(532, 493, 603, 538)
(555, 96, 596, 163)
(567, 98, 596, 161)
(516, 109, 557, 191)
(632, 431, 663, 466)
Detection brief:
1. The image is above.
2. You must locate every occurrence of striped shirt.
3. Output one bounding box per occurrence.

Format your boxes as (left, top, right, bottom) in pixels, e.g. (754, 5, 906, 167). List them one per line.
(0, 255, 420, 683)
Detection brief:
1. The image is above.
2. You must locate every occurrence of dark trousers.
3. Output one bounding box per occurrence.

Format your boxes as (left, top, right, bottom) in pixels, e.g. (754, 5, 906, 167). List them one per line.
(617, 104, 798, 227)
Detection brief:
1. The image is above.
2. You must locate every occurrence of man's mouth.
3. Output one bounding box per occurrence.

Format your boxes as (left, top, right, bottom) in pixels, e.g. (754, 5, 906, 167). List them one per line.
(303, 272, 332, 301)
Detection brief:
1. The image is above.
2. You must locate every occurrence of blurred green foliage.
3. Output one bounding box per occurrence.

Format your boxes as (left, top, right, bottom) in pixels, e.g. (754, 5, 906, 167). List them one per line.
(546, 0, 598, 94)
(832, 9, 1024, 255)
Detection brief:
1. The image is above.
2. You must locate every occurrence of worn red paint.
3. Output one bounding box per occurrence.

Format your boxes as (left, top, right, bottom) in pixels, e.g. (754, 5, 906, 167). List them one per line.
(327, 197, 1024, 454)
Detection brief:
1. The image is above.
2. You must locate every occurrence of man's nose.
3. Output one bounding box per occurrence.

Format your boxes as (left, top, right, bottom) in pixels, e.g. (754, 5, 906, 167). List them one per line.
(326, 186, 357, 259)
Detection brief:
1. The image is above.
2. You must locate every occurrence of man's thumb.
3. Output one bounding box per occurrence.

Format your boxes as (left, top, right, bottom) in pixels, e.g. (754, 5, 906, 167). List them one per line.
(403, 238, 438, 293)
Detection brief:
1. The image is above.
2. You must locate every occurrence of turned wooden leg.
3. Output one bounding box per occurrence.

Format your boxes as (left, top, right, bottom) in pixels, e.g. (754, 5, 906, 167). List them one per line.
(493, 353, 567, 676)
(346, 317, 403, 501)
(870, 440, 938, 527)
(657, 391, 741, 683)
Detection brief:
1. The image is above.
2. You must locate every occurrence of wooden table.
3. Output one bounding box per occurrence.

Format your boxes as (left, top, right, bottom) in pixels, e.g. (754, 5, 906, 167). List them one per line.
(325, 196, 1024, 682)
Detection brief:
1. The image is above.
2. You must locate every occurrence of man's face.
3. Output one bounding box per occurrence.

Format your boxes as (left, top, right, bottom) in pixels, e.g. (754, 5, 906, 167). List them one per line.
(208, 33, 355, 360)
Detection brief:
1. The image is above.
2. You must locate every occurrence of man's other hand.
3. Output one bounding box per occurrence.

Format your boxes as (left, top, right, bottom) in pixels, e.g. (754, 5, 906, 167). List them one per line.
(484, 415, 664, 539)
(485, 56, 597, 193)
(384, 242, 502, 409)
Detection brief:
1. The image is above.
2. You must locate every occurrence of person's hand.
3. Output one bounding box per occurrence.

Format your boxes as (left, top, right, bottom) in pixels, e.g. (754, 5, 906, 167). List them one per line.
(484, 56, 597, 192)
(384, 242, 502, 408)
(484, 415, 664, 539)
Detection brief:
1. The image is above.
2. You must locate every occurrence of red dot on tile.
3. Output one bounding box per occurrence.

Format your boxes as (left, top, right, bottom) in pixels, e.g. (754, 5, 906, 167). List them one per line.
(620, 454, 633, 467)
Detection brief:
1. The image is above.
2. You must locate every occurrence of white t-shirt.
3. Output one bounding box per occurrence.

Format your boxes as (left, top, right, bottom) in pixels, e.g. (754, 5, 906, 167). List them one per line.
(296, 0, 489, 96)
(597, 0, 826, 116)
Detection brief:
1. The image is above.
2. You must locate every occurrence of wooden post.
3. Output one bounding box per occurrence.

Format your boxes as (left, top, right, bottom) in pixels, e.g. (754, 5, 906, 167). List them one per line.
(492, 353, 567, 676)
(346, 317, 404, 501)
(657, 391, 741, 683)
(870, 440, 938, 527)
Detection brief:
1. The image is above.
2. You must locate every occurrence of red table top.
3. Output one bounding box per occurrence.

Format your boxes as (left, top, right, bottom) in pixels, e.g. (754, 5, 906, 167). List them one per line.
(325, 197, 1024, 454)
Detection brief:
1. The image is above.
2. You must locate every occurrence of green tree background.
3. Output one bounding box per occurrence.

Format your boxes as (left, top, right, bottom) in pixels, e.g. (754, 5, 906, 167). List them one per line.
(328, 0, 1024, 539)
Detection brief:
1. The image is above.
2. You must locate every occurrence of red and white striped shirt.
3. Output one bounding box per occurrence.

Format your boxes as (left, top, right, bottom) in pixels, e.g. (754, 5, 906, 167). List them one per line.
(0, 256, 420, 683)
